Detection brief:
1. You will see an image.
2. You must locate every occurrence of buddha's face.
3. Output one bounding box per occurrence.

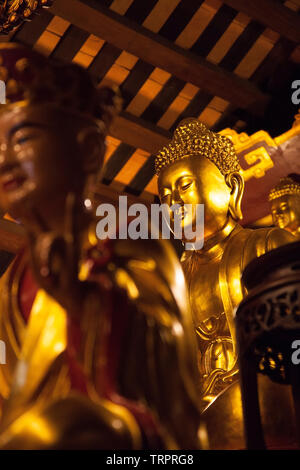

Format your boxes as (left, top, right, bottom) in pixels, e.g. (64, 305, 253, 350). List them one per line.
(0, 105, 104, 220)
(270, 194, 300, 235)
(158, 155, 232, 242)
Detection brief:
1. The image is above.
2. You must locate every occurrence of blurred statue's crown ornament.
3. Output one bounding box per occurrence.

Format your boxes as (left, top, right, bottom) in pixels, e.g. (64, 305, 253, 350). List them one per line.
(0, 0, 53, 34)
(268, 175, 300, 201)
(154, 117, 241, 176)
(0, 42, 122, 131)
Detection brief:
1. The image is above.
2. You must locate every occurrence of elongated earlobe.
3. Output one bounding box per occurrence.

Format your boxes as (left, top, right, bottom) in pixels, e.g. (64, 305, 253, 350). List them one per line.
(225, 172, 244, 221)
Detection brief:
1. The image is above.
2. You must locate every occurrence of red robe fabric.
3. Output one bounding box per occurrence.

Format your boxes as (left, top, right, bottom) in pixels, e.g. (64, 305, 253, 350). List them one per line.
(16, 241, 163, 449)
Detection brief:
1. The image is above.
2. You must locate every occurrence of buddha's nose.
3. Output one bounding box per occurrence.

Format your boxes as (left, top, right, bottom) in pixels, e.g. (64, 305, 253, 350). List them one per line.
(0, 143, 17, 173)
(171, 189, 183, 207)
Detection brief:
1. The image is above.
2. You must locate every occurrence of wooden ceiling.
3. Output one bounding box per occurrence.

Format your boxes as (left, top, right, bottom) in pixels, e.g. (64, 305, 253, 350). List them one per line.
(1, 0, 300, 207)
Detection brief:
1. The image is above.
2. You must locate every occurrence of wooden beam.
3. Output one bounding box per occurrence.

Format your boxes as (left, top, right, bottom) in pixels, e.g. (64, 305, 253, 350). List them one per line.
(94, 183, 154, 209)
(110, 112, 170, 155)
(50, 0, 270, 115)
(222, 0, 300, 44)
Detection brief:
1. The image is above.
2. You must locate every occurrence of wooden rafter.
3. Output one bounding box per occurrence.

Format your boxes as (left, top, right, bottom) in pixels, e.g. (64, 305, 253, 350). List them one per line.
(222, 0, 300, 44)
(50, 0, 270, 115)
(111, 112, 170, 155)
(95, 183, 154, 209)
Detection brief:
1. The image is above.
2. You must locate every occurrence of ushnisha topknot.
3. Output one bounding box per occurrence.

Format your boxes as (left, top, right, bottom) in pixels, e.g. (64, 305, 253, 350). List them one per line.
(155, 118, 241, 176)
(268, 174, 300, 201)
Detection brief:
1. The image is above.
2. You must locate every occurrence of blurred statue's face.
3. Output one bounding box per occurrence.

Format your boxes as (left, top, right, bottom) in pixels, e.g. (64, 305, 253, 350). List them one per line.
(271, 194, 300, 235)
(0, 105, 102, 220)
(158, 155, 232, 241)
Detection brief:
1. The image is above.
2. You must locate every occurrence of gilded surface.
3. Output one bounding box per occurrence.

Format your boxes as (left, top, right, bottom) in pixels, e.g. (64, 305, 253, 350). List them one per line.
(0, 1, 53, 34)
(181, 223, 292, 407)
(155, 118, 240, 176)
(219, 128, 275, 182)
(269, 176, 300, 238)
(157, 118, 295, 448)
(0, 44, 205, 449)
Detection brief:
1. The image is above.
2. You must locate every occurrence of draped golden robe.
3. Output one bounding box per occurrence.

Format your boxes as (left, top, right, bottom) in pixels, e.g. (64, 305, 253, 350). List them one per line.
(182, 224, 297, 449)
(0, 236, 203, 449)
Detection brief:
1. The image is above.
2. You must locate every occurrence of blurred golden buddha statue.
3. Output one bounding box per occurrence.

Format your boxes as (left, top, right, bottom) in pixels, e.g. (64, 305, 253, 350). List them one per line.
(269, 174, 300, 238)
(156, 118, 296, 449)
(0, 44, 204, 449)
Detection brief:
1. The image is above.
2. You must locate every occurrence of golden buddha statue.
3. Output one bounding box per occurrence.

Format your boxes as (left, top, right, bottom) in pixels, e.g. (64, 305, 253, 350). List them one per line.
(269, 174, 300, 238)
(0, 45, 204, 449)
(156, 118, 296, 449)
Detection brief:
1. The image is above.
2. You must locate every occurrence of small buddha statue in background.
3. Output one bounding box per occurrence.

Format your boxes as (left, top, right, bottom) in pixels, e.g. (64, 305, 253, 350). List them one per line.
(0, 44, 204, 449)
(269, 174, 300, 238)
(156, 118, 296, 449)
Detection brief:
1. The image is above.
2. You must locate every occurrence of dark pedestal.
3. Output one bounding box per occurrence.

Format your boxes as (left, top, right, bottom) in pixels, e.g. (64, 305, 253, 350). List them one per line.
(236, 241, 300, 449)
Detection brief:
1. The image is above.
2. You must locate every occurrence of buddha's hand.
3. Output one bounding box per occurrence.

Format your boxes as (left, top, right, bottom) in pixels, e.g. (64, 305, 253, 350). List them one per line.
(27, 192, 96, 315)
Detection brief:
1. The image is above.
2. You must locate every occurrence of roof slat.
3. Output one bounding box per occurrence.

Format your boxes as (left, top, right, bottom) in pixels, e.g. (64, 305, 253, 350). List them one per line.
(51, 25, 89, 61)
(219, 21, 265, 72)
(159, 0, 202, 42)
(13, 10, 54, 46)
(222, 0, 300, 43)
(124, 155, 156, 196)
(50, 0, 270, 115)
(190, 3, 238, 57)
(110, 112, 170, 155)
(88, 42, 122, 82)
(102, 143, 135, 185)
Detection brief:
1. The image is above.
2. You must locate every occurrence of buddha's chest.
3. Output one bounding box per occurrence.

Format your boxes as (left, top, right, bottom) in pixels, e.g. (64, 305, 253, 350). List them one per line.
(185, 259, 224, 326)
(183, 252, 245, 328)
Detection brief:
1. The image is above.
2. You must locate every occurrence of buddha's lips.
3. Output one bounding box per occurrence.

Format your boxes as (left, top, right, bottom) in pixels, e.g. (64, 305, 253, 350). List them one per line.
(1, 173, 27, 192)
(275, 216, 288, 228)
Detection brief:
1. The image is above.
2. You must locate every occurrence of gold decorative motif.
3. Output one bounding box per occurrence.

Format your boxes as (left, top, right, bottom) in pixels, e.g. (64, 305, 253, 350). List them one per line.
(241, 146, 274, 181)
(219, 128, 275, 182)
(195, 312, 238, 403)
(0, 0, 53, 34)
(155, 118, 241, 176)
(293, 108, 300, 128)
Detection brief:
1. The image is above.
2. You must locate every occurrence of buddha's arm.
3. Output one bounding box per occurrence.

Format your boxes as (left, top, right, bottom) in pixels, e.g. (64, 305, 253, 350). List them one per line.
(0, 237, 204, 450)
(50, 236, 203, 449)
(104, 238, 204, 449)
(266, 227, 296, 251)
